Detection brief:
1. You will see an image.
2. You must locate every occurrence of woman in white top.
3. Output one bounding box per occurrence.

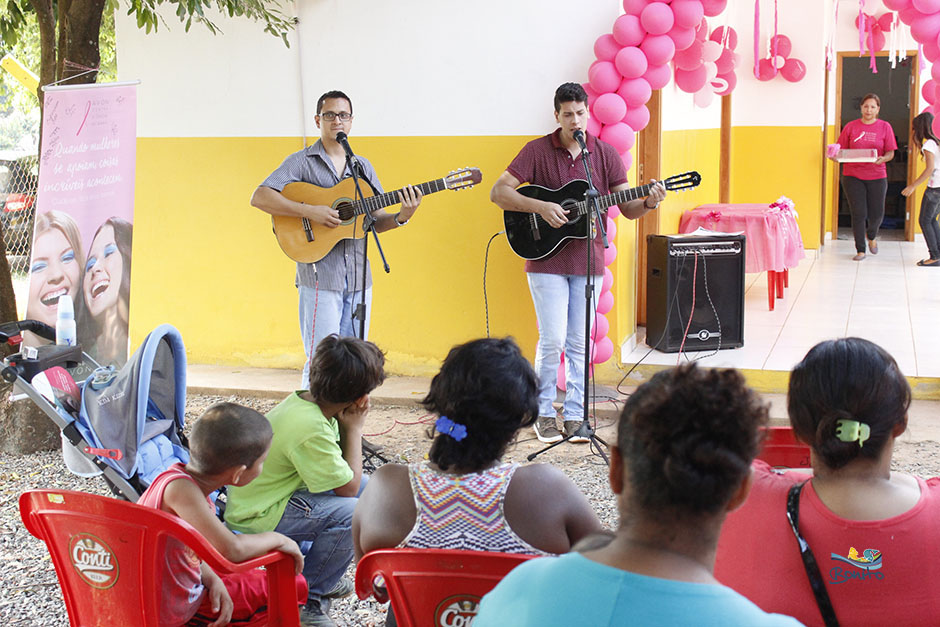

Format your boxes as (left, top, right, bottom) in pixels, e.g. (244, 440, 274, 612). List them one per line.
(902, 111, 940, 266)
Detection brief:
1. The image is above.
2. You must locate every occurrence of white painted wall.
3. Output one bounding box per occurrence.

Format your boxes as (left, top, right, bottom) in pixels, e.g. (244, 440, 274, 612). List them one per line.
(116, 0, 623, 138)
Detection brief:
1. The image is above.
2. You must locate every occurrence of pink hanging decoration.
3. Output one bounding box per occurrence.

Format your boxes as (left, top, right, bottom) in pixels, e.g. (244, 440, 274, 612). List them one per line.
(771, 0, 779, 77)
(753, 0, 760, 78)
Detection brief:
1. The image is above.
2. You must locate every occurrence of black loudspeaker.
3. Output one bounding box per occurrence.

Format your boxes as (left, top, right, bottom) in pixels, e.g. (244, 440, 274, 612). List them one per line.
(646, 233, 745, 352)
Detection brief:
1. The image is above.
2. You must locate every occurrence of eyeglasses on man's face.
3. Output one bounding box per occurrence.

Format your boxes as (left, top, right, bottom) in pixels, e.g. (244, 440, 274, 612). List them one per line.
(319, 111, 352, 121)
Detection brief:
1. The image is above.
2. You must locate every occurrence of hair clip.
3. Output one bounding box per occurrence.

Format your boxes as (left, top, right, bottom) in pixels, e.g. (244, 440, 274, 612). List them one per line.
(835, 419, 870, 447)
(435, 416, 467, 442)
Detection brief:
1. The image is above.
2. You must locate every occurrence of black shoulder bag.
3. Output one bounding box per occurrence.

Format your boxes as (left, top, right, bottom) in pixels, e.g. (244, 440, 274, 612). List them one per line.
(786, 482, 839, 627)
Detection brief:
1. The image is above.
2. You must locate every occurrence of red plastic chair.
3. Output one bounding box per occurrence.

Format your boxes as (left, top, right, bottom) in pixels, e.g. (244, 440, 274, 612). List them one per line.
(355, 548, 534, 627)
(19, 489, 301, 627)
(758, 426, 811, 468)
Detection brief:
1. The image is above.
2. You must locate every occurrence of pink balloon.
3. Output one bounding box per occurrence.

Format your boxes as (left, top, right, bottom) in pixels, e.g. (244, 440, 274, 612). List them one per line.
(866, 29, 886, 53)
(878, 13, 895, 33)
(613, 14, 645, 47)
(644, 63, 672, 90)
(641, 34, 676, 66)
(675, 65, 708, 92)
(602, 267, 614, 291)
(591, 336, 615, 365)
(618, 77, 652, 108)
(583, 82, 598, 107)
(622, 0, 650, 16)
(556, 360, 566, 391)
(640, 2, 675, 36)
(615, 46, 649, 79)
(603, 242, 618, 267)
(674, 39, 705, 70)
(702, 0, 727, 17)
(623, 105, 650, 130)
(702, 40, 723, 62)
(593, 92, 628, 125)
(592, 313, 610, 341)
(780, 58, 806, 82)
(694, 17, 709, 40)
(669, 24, 697, 51)
(924, 40, 940, 61)
(594, 34, 621, 62)
(671, 0, 705, 29)
(710, 25, 738, 49)
(589, 61, 622, 93)
(715, 71, 737, 96)
(932, 61, 940, 83)
(933, 114, 940, 140)
(899, 7, 920, 24)
(883, 0, 910, 10)
(600, 122, 636, 153)
(715, 47, 735, 74)
(934, 83, 940, 104)
(606, 216, 618, 240)
(911, 13, 940, 45)
(770, 34, 792, 58)
(620, 149, 634, 172)
(586, 116, 602, 137)
(757, 57, 777, 81)
(694, 89, 715, 108)
(596, 289, 615, 314)
(913, 0, 940, 13)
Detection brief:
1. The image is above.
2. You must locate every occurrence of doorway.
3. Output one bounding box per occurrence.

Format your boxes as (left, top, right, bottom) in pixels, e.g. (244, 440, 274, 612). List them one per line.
(831, 52, 918, 241)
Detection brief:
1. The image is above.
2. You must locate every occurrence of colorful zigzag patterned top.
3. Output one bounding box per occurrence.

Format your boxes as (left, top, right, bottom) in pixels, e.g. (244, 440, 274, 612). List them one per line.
(397, 461, 550, 555)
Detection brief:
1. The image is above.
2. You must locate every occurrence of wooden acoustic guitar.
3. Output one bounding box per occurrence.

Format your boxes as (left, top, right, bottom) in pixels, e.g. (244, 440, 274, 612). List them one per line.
(503, 171, 701, 261)
(273, 167, 482, 263)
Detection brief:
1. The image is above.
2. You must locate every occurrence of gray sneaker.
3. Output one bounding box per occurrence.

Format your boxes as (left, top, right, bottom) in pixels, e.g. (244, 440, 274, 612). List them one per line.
(300, 600, 335, 627)
(564, 420, 591, 443)
(534, 416, 562, 443)
(325, 577, 354, 599)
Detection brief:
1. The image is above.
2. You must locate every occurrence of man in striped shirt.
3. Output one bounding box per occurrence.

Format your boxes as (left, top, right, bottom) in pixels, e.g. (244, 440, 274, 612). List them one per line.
(251, 90, 422, 384)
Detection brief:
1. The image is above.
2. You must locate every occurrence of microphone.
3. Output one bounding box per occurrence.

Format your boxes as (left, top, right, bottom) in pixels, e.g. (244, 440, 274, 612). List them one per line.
(335, 132, 358, 164)
(573, 129, 588, 151)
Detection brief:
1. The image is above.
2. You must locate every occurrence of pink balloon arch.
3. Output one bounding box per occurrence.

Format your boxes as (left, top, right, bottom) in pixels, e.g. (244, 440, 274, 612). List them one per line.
(891, 0, 940, 137)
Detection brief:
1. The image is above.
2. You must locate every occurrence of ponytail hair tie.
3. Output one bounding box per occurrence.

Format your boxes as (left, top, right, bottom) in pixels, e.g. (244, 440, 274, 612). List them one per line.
(435, 416, 467, 442)
(835, 419, 870, 447)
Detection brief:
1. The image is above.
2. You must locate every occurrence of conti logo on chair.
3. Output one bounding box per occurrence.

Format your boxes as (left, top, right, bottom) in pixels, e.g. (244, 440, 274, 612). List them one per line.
(68, 533, 119, 589)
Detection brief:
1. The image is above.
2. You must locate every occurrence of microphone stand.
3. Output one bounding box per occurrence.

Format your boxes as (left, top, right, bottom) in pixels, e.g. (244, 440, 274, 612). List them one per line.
(528, 130, 609, 464)
(338, 134, 389, 340)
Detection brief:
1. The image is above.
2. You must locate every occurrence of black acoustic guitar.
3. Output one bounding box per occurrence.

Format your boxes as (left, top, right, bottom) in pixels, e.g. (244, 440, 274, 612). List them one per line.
(503, 171, 701, 260)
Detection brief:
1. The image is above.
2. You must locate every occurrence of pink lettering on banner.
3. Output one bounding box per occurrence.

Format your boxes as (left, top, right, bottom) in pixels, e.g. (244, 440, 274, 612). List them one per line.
(27, 83, 137, 369)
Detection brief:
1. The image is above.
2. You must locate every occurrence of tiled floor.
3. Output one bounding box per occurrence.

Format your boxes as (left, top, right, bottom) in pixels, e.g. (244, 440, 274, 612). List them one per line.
(624, 234, 940, 378)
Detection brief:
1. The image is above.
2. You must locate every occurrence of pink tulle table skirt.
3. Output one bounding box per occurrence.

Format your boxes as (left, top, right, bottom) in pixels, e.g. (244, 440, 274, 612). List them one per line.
(679, 203, 805, 274)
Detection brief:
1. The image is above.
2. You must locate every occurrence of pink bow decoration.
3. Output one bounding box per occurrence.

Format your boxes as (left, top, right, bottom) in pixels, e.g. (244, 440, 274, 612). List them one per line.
(706, 210, 723, 222)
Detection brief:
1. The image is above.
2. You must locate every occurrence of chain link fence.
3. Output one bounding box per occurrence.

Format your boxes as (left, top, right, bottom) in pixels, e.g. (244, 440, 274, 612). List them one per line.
(0, 152, 39, 272)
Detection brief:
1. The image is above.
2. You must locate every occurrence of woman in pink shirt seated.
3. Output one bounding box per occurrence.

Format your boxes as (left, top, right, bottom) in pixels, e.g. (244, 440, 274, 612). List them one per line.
(715, 338, 940, 626)
(830, 93, 897, 261)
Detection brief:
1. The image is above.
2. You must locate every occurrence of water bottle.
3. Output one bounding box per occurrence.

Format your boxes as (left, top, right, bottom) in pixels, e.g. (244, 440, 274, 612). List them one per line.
(56, 294, 76, 346)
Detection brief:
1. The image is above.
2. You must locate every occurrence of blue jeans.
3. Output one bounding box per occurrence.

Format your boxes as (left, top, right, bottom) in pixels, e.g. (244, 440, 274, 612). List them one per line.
(298, 285, 372, 386)
(527, 272, 601, 422)
(273, 475, 368, 606)
(920, 187, 940, 260)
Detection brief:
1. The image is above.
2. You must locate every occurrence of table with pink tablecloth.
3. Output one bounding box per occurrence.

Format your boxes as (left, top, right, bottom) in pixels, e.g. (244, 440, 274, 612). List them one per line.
(679, 203, 805, 309)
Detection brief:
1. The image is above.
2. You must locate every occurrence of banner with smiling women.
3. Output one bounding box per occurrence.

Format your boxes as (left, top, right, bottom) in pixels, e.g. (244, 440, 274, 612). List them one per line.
(25, 81, 138, 369)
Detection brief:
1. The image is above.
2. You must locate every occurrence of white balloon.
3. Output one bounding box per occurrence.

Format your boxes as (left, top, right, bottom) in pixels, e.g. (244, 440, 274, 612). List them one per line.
(710, 77, 729, 92)
(694, 89, 715, 108)
(702, 40, 722, 62)
(733, 52, 743, 67)
(704, 61, 718, 82)
(774, 55, 786, 69)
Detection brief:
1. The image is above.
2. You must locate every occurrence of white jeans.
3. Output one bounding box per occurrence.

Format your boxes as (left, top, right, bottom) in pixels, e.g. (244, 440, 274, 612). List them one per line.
(526, 272, 601, 422)
(298, 285, 372, 386)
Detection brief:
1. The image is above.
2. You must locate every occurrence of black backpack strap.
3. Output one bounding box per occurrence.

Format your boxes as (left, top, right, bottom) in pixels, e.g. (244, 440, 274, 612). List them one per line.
(786, 482, 840, 627)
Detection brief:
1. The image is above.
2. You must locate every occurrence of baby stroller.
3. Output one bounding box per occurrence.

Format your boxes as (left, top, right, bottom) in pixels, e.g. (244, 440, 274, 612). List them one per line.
(1, 320, 190, 502)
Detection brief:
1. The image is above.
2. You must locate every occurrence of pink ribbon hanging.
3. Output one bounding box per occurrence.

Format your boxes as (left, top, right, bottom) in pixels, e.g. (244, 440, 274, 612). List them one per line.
(754, 0, 761, 78)
(772, 0, 779, 77)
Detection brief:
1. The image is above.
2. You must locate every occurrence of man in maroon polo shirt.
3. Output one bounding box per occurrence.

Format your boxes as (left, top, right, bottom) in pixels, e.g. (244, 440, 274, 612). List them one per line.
(490, 82, 665, 444)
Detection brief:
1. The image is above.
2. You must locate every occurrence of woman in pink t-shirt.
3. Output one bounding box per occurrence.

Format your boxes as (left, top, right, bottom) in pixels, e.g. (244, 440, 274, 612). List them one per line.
(831, 93, 897, 261)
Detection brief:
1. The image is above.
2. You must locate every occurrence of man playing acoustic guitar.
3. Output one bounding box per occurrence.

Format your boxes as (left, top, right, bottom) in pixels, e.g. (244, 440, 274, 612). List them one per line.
(251, 90, 422, 384)
(490, 82, 665, 444)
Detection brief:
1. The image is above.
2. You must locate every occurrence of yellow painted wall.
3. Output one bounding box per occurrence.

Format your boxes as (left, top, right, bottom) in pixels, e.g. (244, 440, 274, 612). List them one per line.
(129, 136, 558, 374)
(660, 128, 721, 233)
(730, 126, 824, 249)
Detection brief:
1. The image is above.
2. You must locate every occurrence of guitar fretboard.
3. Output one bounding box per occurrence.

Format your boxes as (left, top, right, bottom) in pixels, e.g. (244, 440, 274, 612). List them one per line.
(351, 178, 449, 216)
(572, 183, 657, 216)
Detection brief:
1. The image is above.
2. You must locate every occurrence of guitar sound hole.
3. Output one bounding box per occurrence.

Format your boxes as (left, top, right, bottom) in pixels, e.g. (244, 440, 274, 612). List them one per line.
(336, 202, 355, 222)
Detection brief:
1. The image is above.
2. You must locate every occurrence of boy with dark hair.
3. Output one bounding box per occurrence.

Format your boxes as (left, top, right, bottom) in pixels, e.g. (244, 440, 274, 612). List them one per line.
(137, 402, 307, 627)
(225, 335, 387, 627)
